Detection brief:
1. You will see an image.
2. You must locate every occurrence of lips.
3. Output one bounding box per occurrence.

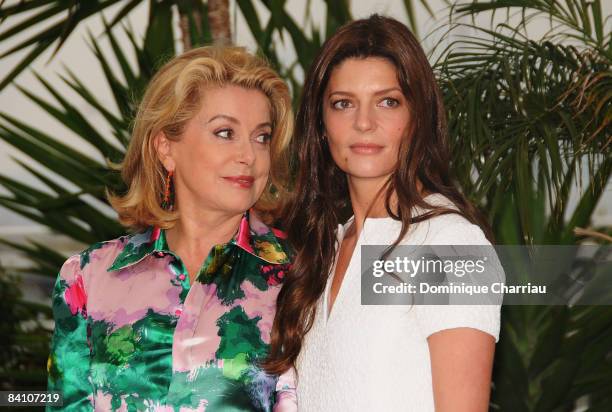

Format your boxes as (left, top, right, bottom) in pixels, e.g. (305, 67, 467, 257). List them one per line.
(349, 142, 384, 154)
(223, 175, 255, 188)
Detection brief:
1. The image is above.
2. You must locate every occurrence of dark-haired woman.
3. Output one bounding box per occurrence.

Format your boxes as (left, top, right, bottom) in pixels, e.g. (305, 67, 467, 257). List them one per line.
(265, 15, 500, 411)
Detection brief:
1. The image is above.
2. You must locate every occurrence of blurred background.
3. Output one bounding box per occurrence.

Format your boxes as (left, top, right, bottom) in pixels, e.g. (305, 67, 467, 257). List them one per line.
(0, 0, 610, 410)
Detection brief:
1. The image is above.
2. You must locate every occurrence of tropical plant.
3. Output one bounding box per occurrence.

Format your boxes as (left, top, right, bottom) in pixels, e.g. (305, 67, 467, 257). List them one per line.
(434, 1, 611, 410)
(0, 25, 154, 278)
(0, 0, 212, 89)
(0, 263, 52, 395)
(0, 0, 433, 90)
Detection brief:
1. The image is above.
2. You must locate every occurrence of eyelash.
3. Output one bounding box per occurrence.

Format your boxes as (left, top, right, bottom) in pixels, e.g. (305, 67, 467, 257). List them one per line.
(380, 97, 400, 108)
(332, 99, 352, 110)
(215, 128, 233, 139)
(254, 133, 272, 144)
(331, 97, 401, 110)
(214, 128, 271, 144)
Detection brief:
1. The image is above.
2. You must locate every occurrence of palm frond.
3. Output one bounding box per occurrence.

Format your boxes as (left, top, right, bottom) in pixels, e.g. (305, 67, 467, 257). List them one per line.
(453, 0, 611, 50)
(0, 0, 129, 90)
(436, 22, 610, 243)
(0, 24, 154, 276)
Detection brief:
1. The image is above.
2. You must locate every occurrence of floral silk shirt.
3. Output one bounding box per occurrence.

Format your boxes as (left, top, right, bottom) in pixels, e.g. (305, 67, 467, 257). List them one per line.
(47, 211, 296, 411)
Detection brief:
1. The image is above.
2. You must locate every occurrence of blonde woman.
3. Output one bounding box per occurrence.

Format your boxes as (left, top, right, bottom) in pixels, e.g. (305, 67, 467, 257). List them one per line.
(47, 46, 296, 411)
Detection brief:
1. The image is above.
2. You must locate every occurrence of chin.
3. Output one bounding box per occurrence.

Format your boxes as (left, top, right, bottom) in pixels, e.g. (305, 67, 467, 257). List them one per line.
(339, 158, 389, 176)
(221, 202, 255, 215)
(218, 196, 258, 214)
(344, 166, 394, 179)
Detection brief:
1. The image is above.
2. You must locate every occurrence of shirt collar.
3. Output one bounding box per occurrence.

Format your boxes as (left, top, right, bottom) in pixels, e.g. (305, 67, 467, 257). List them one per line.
(107, 210, 290, 272)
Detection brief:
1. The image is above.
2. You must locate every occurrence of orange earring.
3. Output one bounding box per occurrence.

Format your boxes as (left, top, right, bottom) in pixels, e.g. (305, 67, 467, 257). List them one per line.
(162, 170, 174, 210)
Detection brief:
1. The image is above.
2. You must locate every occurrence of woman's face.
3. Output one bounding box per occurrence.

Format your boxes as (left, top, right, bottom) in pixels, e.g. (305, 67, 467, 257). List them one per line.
(158, 85, 272, 216)
(322, 57, 410, 182)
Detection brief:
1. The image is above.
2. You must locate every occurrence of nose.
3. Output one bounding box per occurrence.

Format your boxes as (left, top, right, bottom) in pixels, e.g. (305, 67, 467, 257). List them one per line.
(236, 137, 255, 166)
(354, 105, 375, 133)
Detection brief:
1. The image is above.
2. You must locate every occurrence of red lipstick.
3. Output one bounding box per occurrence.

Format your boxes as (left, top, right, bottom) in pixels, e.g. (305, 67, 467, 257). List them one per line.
(223, 175, 255, 188)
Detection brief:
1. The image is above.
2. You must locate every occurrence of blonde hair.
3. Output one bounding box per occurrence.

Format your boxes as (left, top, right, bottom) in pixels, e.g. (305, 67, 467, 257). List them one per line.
(109, 46, 293, 230)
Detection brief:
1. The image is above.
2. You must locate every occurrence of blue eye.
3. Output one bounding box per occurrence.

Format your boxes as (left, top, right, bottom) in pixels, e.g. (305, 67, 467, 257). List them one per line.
(215, 128, 233, 139)
(332, 99, 352, 110)
(379, 97, 400, 108)
(254, 133, 272, 144)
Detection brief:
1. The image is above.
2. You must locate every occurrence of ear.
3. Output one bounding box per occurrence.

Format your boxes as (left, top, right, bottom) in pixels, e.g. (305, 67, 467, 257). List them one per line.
(154, 132, 176, 172)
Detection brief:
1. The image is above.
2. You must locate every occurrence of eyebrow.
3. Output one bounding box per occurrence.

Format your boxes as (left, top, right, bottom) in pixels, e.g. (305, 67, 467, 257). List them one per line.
(328, 87, 403, 97)
(207, 114, 238, 124)
(207, 114, 272, 129)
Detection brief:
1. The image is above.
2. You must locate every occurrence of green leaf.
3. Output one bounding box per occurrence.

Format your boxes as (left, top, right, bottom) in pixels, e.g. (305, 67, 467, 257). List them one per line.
(0, 0, 126, 89)
(323, 0, 351, 40)
(108, 0, 142, 28)
(402, 0, 418, 38)
(0, 114, 108, 188)
(60, 68, 129, 148)
(17, 74, 123, 161)
(0, 3, 65, 43)
(144, 0, 175, 63)
(562, 157, 611, 243)
(259, 1, 318, 71)
(0, 0, 57, 18)
(0, 40, 51, 90)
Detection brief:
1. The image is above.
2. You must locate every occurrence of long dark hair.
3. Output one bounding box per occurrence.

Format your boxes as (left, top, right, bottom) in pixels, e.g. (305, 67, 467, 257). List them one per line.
(264, 15, 492, 374)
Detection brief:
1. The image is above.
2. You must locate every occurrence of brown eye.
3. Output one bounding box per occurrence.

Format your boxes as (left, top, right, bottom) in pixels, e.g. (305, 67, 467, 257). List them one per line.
(214, 128, 233, 139)
(379, 98, 400, 108)
(332, 99, 352, 110)
(254, 133, 272, 144)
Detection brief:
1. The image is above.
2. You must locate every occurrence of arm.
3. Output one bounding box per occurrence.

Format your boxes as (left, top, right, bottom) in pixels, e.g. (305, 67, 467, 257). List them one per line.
(428, 328, 495, 411)
(46, 256, 93, 411)
(273, 366, 297, 412)
(421, 219, 500, 411)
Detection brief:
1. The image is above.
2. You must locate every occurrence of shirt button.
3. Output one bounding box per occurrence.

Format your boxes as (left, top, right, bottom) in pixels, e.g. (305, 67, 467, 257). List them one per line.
(178, 274, 186, 281)
(156, 251, 165, 257)
(175, 309, 182, 316)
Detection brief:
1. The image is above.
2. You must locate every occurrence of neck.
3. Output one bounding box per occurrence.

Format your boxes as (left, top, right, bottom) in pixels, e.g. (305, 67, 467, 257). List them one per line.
(346, 175, 393, 236)
(165, 208, 243, 257)
(346, 175, 424, 236)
